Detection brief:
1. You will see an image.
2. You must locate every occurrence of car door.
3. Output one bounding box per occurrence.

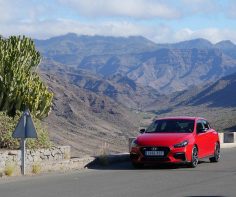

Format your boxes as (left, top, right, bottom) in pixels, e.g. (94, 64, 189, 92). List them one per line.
(196, 120, 209, 158)
(203, 120, 217, 155)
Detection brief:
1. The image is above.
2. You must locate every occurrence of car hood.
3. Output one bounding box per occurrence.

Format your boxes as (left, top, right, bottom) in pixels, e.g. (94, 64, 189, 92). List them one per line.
(136, 133, 193, 147)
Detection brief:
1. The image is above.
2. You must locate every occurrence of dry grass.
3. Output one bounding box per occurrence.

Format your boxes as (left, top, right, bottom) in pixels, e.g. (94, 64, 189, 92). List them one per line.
(98, 142, 110, 166)
(4, 162, 16, 176)
(32, 163, 41, 174)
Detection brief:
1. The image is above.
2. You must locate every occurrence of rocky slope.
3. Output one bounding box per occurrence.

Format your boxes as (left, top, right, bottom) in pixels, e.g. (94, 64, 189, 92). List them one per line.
(148, 72, 236, 133)
(40, 63, 142, 156)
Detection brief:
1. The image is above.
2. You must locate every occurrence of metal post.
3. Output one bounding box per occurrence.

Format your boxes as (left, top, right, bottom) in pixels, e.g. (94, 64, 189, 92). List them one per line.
(21, 112, 27, 175)
(21, 138, 26, 175)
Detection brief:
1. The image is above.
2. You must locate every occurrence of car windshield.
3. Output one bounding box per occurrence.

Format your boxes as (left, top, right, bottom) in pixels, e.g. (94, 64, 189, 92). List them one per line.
(145, 119, 194, 133)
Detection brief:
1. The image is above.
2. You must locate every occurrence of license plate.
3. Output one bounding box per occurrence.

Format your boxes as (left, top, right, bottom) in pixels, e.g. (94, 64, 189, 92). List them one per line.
(145, 151, 164, 156)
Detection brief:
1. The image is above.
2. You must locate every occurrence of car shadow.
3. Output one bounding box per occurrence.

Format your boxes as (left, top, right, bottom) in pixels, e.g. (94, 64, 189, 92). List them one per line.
(85, 159, 210, 171)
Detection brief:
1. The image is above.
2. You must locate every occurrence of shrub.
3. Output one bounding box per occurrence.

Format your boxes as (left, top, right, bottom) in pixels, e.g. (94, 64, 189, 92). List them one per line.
(0, 111, 52, 150)
(98, 142, 110, 166)
(0, 112, 19, 149)
(64, 152, 70, 160)
(4, 162, 16, 176)
(32, 163, 41, 174)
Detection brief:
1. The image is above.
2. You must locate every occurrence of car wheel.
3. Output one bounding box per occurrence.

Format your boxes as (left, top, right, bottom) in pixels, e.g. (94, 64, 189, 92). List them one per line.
(189, 145, 198, 168)
(209, 142, 220, 162)
(132, 162, 144, 169)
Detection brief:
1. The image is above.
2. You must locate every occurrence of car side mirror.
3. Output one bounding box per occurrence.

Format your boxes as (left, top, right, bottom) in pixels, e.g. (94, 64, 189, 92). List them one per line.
(197, 128, 207, 134)
(139, 128, 146, 134)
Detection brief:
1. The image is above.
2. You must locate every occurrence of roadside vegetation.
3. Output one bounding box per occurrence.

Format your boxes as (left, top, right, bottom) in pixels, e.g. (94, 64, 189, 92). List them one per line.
(32, 162, 42, 174)
(4, 162, 16, 176)
(0, 36, 53, 149)
(98, 142, 110, 166)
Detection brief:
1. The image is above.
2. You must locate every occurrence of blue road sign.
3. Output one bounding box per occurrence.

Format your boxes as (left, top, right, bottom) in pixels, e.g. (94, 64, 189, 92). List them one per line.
(12, 109, 37, 139)
(12, 109, 37, 175)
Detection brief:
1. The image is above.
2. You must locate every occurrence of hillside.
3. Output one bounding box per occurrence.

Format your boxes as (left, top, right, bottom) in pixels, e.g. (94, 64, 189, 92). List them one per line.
(36, 34, 236, 156)
(149, 72, 236, 133)
(41, 60, 160, 110)
(40, 63, 142, 156)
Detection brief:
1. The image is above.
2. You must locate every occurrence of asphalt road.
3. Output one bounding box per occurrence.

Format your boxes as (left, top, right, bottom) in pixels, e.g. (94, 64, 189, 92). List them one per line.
(0, 148, 236, 197)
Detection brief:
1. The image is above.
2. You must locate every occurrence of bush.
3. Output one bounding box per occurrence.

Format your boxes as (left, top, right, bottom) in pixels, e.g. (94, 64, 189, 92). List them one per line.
(98, 142, 110, 166)
(0, 111, 52, 150)
(0, 112, 19, 149)
(32, 163, 41, 174)
(4, 162, 16, 176)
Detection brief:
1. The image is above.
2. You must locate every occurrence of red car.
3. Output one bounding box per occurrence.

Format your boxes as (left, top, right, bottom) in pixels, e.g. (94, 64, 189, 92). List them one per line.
(130, 117, 220, 168)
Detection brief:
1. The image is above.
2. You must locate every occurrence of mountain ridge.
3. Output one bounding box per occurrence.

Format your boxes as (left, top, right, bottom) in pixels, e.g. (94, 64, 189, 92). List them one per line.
(37, 34, 236, 93)
(36, 34, 236, 155)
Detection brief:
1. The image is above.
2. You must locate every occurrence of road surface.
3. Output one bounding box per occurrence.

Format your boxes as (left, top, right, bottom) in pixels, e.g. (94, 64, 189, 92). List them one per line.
(0, 148, 236, 197)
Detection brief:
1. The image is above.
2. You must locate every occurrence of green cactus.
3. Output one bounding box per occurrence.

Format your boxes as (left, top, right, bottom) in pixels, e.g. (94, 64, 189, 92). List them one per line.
(0, 36, 53, 119)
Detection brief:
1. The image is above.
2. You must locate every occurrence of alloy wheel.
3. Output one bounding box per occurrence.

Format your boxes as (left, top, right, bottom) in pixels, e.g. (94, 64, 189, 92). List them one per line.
(210, 143, 220, 162)
(190, 146, 198, 168)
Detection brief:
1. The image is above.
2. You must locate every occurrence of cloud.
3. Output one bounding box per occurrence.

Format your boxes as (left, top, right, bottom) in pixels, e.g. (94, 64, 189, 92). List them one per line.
(171, 28, 236, 44)
(180, 0, 221, 15)
(0, 19, 152, 39)
(227, 1, 236, 18)
(0, 0, 25, 23)
(1, 0, 236, 44)
(2, 17, 236, 44)
(58, 0, 181, 19)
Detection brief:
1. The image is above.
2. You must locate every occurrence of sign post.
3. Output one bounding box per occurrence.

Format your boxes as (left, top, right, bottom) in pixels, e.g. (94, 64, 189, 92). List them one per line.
(20, 138, 26, 175)
(12, 109, 37, 175)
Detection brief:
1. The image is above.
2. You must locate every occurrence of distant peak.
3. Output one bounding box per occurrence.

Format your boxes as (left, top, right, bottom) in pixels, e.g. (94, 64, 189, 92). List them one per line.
(178, 38, 212, 45)
(63, 33, 78, 38)
(215, 40, 236, 49)
(172, 38, 213, 49)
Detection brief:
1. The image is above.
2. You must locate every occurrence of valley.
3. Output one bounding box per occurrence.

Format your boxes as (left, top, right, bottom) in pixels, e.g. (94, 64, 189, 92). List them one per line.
(37, 34, 236, 156)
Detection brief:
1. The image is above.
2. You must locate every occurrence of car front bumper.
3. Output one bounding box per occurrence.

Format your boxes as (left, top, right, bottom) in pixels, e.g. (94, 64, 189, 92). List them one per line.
(130, 146, 191, 165)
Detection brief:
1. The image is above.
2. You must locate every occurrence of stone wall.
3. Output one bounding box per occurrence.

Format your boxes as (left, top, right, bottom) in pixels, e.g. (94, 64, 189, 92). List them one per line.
(0, 146, 77, 175)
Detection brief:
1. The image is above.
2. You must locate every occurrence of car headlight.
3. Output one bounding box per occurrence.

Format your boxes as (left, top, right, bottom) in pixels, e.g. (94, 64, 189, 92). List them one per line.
(131, 139, 139, 148)
(174, 140, 188, 148)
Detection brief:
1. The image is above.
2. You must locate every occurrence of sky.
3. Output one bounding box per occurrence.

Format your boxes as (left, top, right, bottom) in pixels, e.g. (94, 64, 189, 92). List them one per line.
(1, 0, 236, 43)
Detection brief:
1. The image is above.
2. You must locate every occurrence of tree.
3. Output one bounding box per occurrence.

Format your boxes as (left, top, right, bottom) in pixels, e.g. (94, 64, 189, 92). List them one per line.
(0, 36, 53, 119)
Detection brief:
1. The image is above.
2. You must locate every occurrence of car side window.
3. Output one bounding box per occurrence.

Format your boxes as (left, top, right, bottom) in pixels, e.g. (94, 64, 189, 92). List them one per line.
(206, 121, 211, 129)
(202, 120, 210, 130)
(197, 120, 205, 133)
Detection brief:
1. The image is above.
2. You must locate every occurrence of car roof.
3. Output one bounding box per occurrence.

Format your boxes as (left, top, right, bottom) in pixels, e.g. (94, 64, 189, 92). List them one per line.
(155, 116, 205, 121)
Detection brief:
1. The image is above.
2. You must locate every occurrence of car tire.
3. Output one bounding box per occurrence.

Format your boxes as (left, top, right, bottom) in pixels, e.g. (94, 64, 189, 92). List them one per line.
(132, 162, 144, 169)
(209, 142, 220, 163)
(188, 145, 198, 168)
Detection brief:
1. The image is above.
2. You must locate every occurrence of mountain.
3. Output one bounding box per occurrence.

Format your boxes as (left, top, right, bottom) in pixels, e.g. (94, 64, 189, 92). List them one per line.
(36, 34, 236, 93)
(40, 64, 141, 156)
(41, 60, 160, 110)
(174, 38, 213, 49)
(215, 40, 236, 59)
(35, 33, 157, 65)
(149, 72, 236, 132)
(186, 72, 236, 107)
(36, 34, 236, 155)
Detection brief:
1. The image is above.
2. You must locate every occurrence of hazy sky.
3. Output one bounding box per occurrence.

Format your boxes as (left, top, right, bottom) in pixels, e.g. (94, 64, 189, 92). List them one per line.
(1, 0, 236, 43)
